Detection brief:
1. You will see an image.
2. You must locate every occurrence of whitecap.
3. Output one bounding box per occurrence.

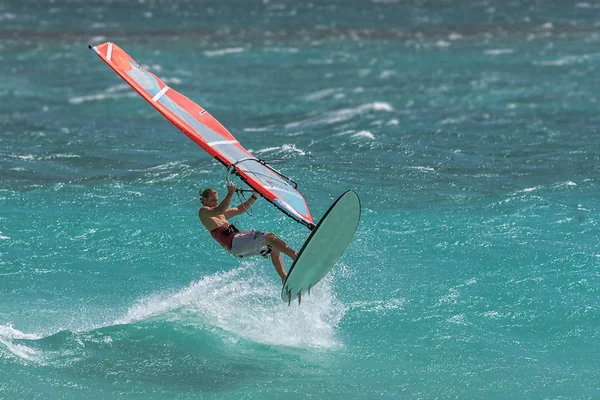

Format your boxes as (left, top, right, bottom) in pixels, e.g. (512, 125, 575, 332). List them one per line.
(541, 22, 554, 30)
(379, 70, 396, 79)
(303, 88, 343, 101)
(0, 324, 43, 363)
(439, 116, 467, 125)
(0, 13, 16, 21)
(163, 77, 182, 85)
(68, 91, 137, 104)
(0, 338, 40, 362)
(534, 55, 590, 66)
(481, 311, 501, 319)
(253, 146, 280, 154)
(447, 313, 470, 325)
(288, 102, 394, 128)
(438, 288, 459, 305)
(254, 144, 307, 156)
(554, 217, 573, 224)
(143, 63, 162, 72)
(89, 35, 107, 43)
(351, 131, 375, 140)
(42, 154, 81, 160)
(203, 47, 246, 57)
(484, 48, 514, 55)
(243, 127, 271, 132)
(410, 166, 436, 172)
(0, 324, 41, 340)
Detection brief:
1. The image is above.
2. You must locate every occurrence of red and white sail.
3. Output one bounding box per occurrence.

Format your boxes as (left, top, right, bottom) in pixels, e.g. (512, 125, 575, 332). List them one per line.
(90, 42, 314, 229)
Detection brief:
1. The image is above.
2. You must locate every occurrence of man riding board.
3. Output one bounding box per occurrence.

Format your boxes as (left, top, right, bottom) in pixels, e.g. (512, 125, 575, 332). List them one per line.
(198, 183, 298, 284)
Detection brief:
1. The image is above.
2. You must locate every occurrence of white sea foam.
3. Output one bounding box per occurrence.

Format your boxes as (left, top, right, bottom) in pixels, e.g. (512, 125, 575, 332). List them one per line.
(0, 13, 16, 21)
(554, 217, 573, 224)
(481, 310, 501, 319)
(352, 131, 375, 140)
(447, 313, 470, 325)
(69, 91, 137, 104)
(541, 22, 554, 30)
(303, 88, 343, 101)
(286, 102, 394, 128)
(439, 116, 467, 125)
(484, 48, 514, 55)
(410, 166, 436, 173)
(145, 161, 186, 171)
(438, 288, 460, 305)
(0, 324, 41, 340)
(89, 35, 107, 43)
(534, 55, 590, 66)
(264, 47, 300, 54)
(163, 77, 183, 85)
(13, 154, 34, 160)
(42, 154, 81, 160)
(254, 144, 307, 156)
(243, 127, 271, 132)
(379, 70, 396, 79)
(116, 265, 346, 348)
(68, 83, 136, 104)
(0, 338, 40, 362)
(203, 47, 246, 57)
(0, 324, 43, 363)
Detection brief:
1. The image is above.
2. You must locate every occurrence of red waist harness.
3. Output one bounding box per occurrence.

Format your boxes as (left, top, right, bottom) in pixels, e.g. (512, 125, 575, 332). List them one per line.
(210, 224, 239, 251)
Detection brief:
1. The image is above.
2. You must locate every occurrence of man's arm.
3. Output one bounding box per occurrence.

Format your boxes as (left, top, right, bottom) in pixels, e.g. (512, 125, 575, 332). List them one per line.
(199, 184, 236, 218)
(224, 192, 259, 218)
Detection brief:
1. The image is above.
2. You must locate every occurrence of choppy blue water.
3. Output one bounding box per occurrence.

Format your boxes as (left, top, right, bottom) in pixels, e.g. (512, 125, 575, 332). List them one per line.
(1, 1, 599, 398)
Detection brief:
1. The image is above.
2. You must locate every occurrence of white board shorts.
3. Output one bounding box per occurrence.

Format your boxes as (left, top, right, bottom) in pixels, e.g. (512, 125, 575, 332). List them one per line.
(230, 229, 272, 258)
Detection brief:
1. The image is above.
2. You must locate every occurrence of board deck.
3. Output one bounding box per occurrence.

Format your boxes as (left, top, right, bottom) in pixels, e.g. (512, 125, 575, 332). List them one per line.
(281, 190, 361, 305)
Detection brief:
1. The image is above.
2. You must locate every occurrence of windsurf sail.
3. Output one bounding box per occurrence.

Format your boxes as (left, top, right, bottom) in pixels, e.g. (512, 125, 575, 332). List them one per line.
(89, 42, 314, 230)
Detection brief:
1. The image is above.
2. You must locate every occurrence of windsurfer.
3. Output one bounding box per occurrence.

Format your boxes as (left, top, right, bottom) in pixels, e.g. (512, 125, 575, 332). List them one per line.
(199, 183, 298, 284)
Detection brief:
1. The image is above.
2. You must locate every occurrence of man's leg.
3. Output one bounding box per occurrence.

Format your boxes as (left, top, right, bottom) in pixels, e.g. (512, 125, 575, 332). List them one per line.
(270, 248, 287, 284)
(265, 233, 297, 260)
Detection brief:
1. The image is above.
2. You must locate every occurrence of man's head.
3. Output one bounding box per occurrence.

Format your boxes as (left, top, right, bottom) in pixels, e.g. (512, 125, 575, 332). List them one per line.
(200, 188, 218, 206)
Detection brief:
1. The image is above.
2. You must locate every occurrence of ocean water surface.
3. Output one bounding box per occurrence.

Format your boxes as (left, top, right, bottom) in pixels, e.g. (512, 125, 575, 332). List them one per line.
(1, 1, 599, 398)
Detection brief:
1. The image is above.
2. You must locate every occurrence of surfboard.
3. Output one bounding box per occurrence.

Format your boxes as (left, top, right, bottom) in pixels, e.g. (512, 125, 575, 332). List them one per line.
(282, 190, 361, 305)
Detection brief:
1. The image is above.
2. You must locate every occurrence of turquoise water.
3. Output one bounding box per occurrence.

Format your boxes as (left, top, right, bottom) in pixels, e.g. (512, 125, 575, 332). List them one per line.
(1, 1, 599, 398)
